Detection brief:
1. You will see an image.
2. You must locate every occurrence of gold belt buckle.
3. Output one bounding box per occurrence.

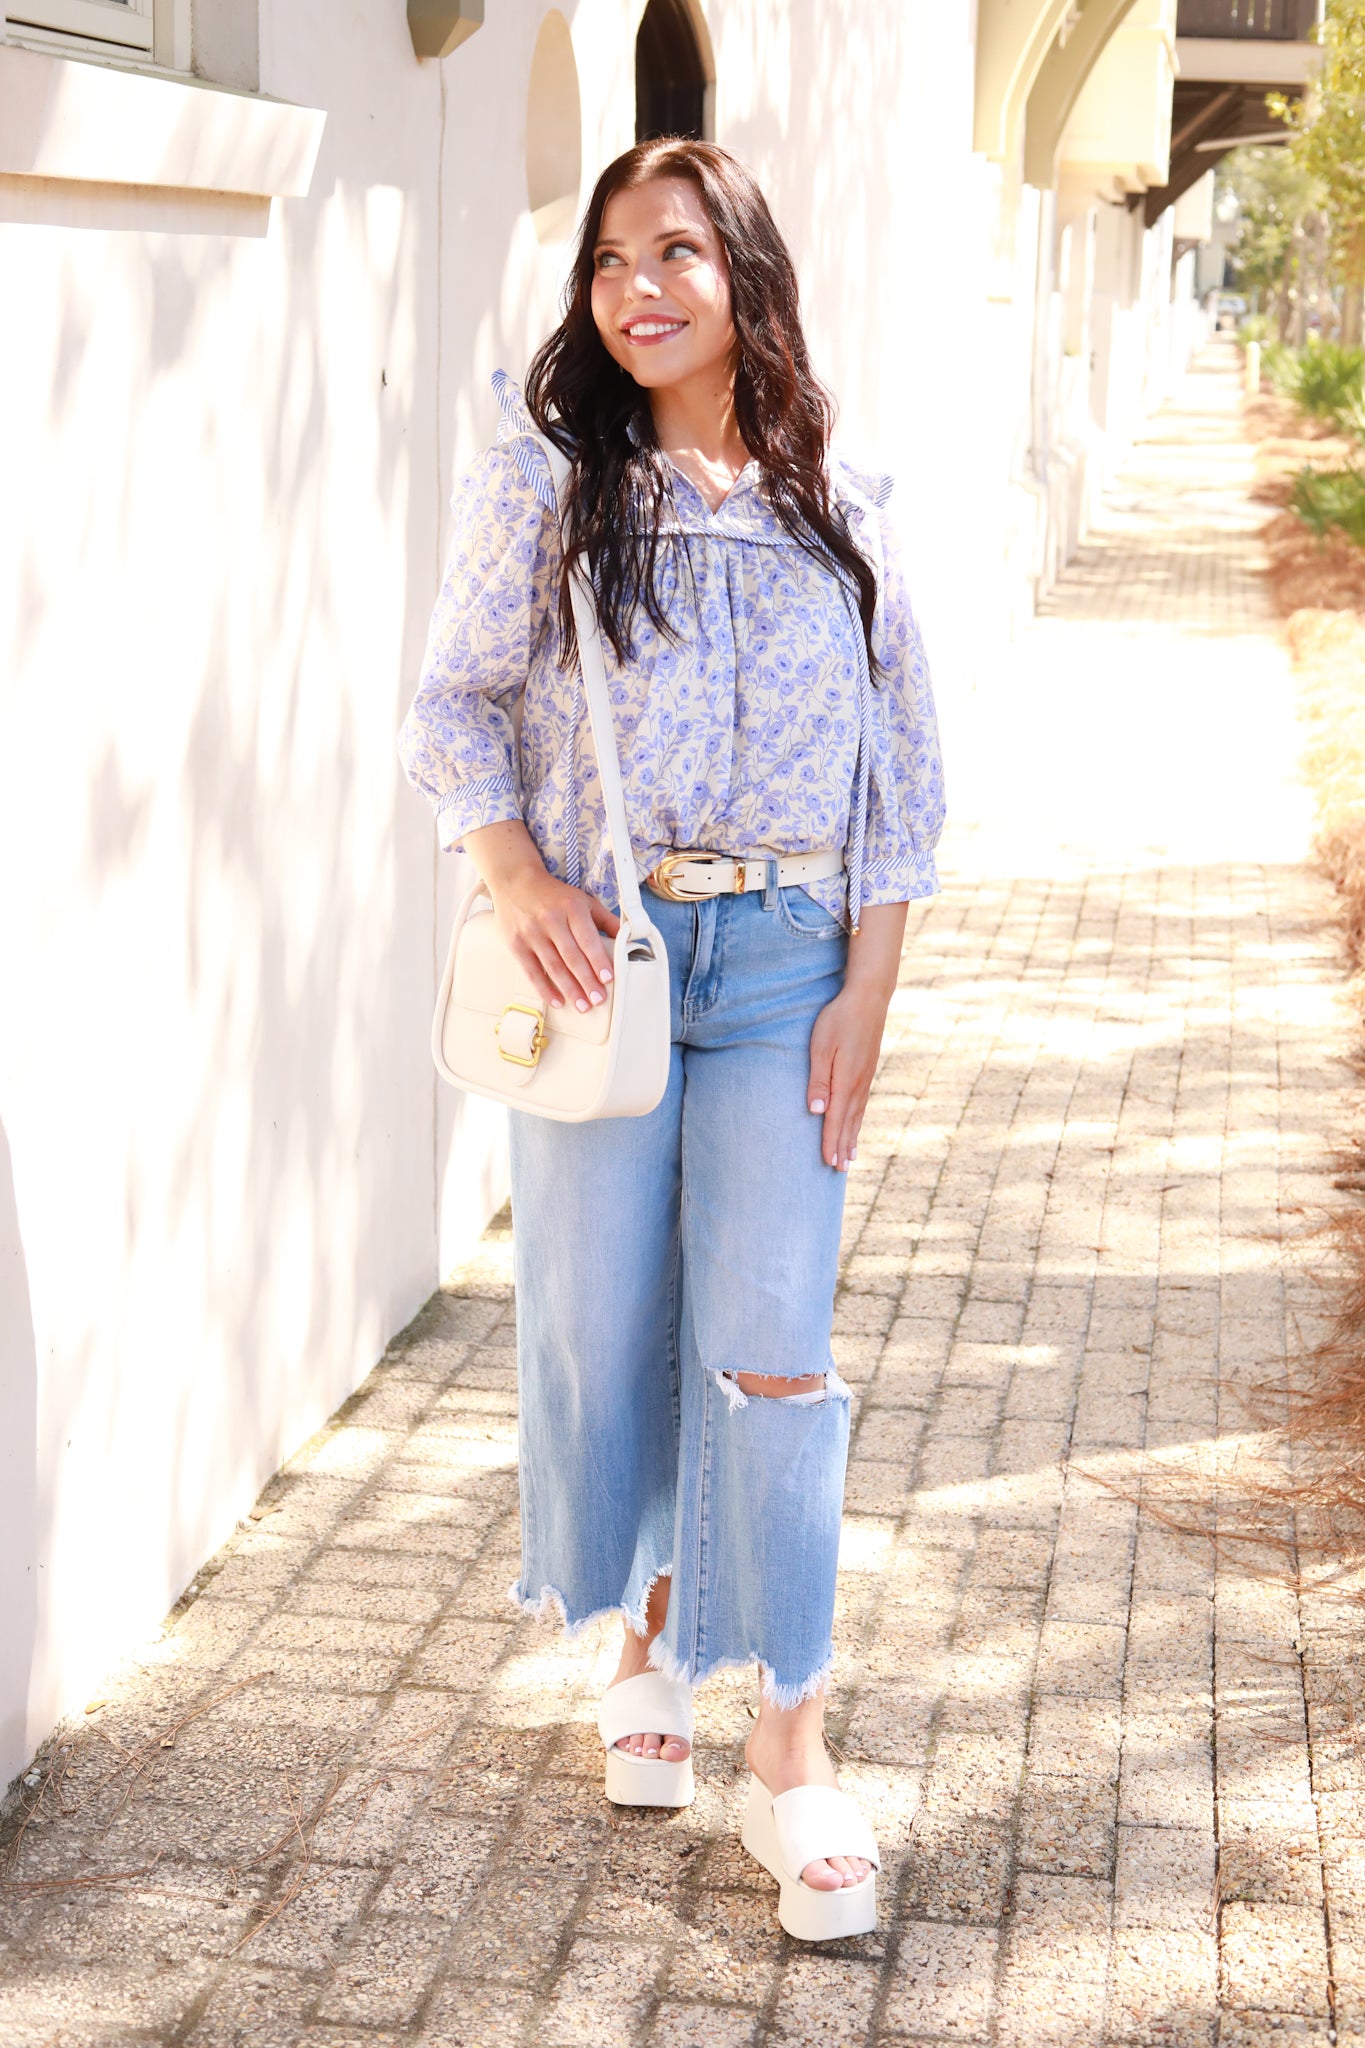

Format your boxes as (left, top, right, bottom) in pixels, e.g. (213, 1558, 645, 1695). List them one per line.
(651, 851, 764, 900)
(651, 850, 708, 902)
(495, 1002, 548, 1067)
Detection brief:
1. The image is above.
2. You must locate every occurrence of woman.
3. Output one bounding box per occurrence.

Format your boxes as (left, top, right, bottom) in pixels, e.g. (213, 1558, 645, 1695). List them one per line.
(399, 138, 943, 1941)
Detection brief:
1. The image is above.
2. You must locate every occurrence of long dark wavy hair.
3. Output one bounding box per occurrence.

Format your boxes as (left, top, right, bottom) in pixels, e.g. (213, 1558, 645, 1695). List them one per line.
(524, 138, 879, 670)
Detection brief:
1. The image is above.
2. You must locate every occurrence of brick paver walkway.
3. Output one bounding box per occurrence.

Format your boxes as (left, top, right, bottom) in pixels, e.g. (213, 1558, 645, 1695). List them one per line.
(3, 345, 1359, 2047)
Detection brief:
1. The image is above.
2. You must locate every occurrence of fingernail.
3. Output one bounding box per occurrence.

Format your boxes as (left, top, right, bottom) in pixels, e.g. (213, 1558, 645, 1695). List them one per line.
(551, 997, 564, 1009)
(810, 1098, 826, 1113)
(840, 1159, 850, 1173)
(590, 990, 604, 1006)
(600, 968, 613, 984)
(575, 998, 589, 1013)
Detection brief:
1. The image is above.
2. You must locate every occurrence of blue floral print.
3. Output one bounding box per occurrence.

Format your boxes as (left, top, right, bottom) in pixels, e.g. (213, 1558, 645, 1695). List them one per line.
(398, 374, 944, 928)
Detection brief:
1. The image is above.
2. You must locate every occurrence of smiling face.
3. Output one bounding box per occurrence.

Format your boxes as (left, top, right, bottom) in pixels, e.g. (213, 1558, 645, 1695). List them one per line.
(590, 175, 738, 398)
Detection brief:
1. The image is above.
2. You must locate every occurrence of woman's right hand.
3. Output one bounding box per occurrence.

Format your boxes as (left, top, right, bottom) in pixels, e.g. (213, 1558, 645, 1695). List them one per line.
(461, 819, 621, 1013)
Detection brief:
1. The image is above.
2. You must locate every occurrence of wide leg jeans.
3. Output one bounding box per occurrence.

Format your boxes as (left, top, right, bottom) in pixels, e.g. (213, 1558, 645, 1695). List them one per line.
(508, 883, 853, 1706)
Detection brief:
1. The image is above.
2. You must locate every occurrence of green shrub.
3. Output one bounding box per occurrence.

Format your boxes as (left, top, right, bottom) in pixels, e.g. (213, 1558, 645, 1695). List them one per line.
(1342, 383, 1365, 448)
(1290, 464, 1365, 547)
(1237, 315, 1272, 346)
(1270, 342, 1365, 426)
(1300, 343, 1365, 423)
(1263, 339, 1295, 394)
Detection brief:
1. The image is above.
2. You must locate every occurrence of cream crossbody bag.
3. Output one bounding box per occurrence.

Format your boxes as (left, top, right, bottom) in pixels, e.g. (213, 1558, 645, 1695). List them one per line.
(430, 432, 671, 1121)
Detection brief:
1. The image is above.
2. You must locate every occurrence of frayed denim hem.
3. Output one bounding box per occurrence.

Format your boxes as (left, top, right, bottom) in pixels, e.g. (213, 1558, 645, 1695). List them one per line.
(647, 1632, 836, 1711)
(508, 1560, 675, 1642)
(512, 1579, 836, 1709)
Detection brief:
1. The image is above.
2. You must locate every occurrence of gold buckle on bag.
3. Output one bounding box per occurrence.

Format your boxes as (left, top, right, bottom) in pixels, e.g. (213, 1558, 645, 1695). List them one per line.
(495, 1003, 548, 1068)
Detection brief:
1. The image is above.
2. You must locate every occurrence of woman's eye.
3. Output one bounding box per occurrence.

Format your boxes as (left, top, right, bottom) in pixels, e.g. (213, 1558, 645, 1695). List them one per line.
(664, 240, 696, 260)
(595, 251, 622, 269)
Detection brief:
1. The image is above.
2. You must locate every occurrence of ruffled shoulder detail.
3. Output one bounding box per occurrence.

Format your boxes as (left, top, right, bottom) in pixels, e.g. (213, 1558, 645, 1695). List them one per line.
(830, 452, 895, 525)
(490, 369, 557, 513)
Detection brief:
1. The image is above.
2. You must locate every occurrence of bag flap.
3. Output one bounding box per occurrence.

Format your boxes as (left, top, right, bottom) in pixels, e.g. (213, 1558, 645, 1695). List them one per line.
(452, 904, 613, 1047)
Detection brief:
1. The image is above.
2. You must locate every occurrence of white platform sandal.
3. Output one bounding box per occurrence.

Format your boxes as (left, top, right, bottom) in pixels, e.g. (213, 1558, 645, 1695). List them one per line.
(596, 1670, 695, 1808)
(741, 1772, 880, 1941)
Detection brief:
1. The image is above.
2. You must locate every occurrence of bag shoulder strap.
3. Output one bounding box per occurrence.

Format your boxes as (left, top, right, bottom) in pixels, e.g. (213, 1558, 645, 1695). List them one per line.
(533, 430, 650, 933)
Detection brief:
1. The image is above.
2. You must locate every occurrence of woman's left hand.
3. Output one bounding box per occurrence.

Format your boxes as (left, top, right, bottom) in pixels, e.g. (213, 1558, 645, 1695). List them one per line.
(807, 903, 909, 1172)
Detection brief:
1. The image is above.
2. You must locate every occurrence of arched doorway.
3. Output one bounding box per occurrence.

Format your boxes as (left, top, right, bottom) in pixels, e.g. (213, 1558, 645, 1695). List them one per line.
(635, 0, 710, 143)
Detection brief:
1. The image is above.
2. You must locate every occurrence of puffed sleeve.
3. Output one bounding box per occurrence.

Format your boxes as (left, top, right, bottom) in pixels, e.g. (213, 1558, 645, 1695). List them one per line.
(857, 487, 945, 907)
(397, 439, 560, 850)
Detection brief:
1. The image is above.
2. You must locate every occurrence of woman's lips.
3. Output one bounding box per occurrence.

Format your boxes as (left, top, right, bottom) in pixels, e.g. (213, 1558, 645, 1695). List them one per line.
(621, 319, 687, 346)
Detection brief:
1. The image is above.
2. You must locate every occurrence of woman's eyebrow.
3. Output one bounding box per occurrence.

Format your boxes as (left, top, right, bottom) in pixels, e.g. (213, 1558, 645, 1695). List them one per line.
(593, 224, 700, 253)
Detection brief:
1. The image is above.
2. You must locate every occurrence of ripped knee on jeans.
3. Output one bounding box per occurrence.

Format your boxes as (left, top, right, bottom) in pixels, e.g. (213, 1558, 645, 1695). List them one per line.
(714, 1369, 852, 1411)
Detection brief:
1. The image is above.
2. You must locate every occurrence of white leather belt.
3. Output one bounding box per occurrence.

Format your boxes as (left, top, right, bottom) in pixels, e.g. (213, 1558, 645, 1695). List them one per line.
(647, 848, 844, 903)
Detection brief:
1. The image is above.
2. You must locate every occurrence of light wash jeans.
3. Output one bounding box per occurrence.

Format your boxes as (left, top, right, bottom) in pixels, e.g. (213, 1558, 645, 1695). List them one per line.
(508, 881, 852, 1708)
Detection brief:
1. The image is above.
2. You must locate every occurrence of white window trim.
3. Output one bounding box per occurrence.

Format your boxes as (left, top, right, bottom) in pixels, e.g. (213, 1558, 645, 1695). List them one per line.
(5, 0, 191, 72)
(5, 0, 151, 55)
(153, 0, 188, 72)
(0, 41, 324, 198)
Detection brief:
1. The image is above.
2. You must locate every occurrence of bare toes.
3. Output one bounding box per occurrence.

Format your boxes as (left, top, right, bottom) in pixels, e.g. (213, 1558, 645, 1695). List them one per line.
(617, 1732, 687, 1761)
(803, 1854, 870, 1890)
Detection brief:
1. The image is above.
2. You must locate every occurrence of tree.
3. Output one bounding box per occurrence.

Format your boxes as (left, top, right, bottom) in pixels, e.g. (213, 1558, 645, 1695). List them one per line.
(1271, 0, 1365, 343)
(1219, 148, 1323, 339)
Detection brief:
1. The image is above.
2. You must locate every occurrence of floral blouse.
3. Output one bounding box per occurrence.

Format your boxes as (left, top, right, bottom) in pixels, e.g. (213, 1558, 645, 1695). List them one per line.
(398, 373, 944, 929)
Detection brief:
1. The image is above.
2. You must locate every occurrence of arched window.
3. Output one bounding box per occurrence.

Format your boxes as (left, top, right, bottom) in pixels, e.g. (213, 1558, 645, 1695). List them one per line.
(635, 0, 709, 143)
(525, 9, 582, 243)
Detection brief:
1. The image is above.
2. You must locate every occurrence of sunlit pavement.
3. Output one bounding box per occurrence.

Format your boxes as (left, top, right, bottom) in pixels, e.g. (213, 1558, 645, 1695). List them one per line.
(1, 342, 1357, 2045)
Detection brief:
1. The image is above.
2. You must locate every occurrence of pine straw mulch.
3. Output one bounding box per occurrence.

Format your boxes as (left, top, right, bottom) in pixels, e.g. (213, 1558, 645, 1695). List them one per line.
(1241, 389, 1365, 617)
(1262, 517, 1365, 617)
(1182, 389, 1365, 1607)
(1293, 605, 1365, 966)
(1262, 606, 1365, 1599)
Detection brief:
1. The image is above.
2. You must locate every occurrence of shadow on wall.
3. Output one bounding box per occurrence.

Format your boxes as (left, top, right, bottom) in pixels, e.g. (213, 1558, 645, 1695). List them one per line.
(711, 0, 987, 682)
(0, 88, 448, 1737)
(0, 0, 591, 1750)
(0, 1117, 37, 1792)
(715, 0, 907, 439)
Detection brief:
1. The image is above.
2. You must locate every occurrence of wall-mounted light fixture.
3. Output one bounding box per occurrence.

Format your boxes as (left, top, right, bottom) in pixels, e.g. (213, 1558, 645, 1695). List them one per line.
(408, 0, 483, 60)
